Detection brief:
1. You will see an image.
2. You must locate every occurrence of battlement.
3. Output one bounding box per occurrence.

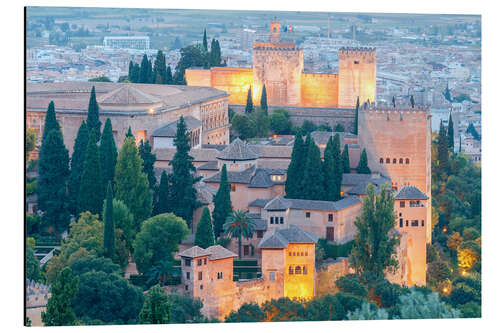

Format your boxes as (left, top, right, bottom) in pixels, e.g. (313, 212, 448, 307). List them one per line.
(339, 46, 376, 54)
(362, 102, 430, 112)
(253, 42, 299, 51)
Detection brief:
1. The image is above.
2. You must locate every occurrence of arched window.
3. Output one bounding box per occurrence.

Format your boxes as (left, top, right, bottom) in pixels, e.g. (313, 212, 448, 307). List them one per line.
(386, 158, 390, 164)
(289, 266, 293, 275)
(399, 158, 404, 164)
(295, 266, 302, 274)
(380, 158, 384, 164)
(393, 158, 397, 164)
(303, 266, 308, 275)
(406, 158, 410, 164)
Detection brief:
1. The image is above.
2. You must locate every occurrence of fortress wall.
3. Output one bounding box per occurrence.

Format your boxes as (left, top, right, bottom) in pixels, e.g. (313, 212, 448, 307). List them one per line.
(300, 73, 339, 107)
(185, 68, 211, 87)
(315, 258, 350, 297)
(338, 48, 376, 108)
(210, 67, 254, 105)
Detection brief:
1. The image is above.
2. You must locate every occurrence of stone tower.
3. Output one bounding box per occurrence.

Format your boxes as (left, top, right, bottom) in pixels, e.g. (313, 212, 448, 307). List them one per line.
(358, 102, 432, 244)
(252, 20, 303, 106)
(338, 47, 377, 108)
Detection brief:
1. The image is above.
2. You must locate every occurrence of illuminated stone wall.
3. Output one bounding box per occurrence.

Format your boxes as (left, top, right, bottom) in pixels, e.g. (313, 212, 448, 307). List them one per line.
(300, 73, 338, 107)
(338, 47, 376, 108)
(283, 243, 316, 299)
(315, 258, 350, 297)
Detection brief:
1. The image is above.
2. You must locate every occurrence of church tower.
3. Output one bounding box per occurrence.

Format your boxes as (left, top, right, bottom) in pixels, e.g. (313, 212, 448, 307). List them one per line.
(270, 20, 281, 43)
(338, 47, 376, 108)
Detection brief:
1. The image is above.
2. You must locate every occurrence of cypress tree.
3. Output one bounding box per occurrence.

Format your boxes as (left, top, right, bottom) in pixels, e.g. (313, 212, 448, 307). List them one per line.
(353, 96, 359, 135)
(168, 116, 201, 229)
(41, 267, 79, 326)
(166, 66, 173, 84)
(126, 126, 134, 139)
(132, 63, 140, 83)
(245, 86, 253, 114)
(139, 139, 157, 190)
(285, 134, 306, 199)
(438, 120, 449, 173)
(153, 50, 167, 84)
(140, 54, 151, 83)
(342, 143, 350, 173)
(260, 84, 268, 114)
(78, 131, 104, 215)
(128, 61, 134, 82)
(203, 29, 208, 51)
(392, 96, 396, 108)
(447, 113, 454, 150)
(357, 148, 371, 174)
(38, 129, 70, 234)
(153, 170, 170, 215)
(87, 86, 102, 141)
(212, 164, 232, 237)
(410, 95, 415, 108)
(323, 137, 336, 201)
(115, 136, 153, 231)
(68, 121, 89, 215)
(302, 137, 325, 200)
(332, 134, 343, 200)
(103, 182, 115, 259)
(42, 101, 59, 142)
(195, 207, 215, 248)
(99, 118, 117, 189)
(444, 82, 452, 102)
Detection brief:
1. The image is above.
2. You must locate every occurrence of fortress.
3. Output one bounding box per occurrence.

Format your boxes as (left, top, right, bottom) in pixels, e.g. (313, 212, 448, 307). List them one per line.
(186, 20, 376, 109)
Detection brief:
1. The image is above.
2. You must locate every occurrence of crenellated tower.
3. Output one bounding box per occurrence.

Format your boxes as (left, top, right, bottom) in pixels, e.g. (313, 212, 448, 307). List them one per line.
(338, 47, 377, 108)
(358, 102, 432, 244)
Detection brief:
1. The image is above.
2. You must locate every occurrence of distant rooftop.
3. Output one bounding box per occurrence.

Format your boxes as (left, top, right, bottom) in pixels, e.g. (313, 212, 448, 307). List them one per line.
(259, 225, 318, 248)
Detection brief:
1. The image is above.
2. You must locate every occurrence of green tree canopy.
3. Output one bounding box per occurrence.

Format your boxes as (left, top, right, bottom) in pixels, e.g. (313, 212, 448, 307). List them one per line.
(285, 134, 306, 199)
(86, 86, 101, 141)
(269, 109, 292, 134)
(397, 290, 460, 319)
(168, 116, 201, 228)
(212, 164, 232, 237)
(195, 207, 215, 248)
(356, 148, 371, 174)
(115, 136, 153, 231)
(153, 50, 168, 84)
(223, 210, 256, 259)
(99, 118, 117, 189)
(245, 86, 253, 114)
(438, 120, 450, 174)
(260, 84, 268, 113)
(349, 184, 398, 280)
(231, 113, 257, 140)
(26, 127, 37, 160)
(69, 255, 121, 276)
(133, 213, 190, 274)
(42, 100, 59, 142)
(68, 121, 89, 215)
(78, 131, 104, 215)
(103, 182, 115, 259)
(42, 267, 79, 326)
(342, 143, 350, 173)
(153, 170, 171, 216)
(139, 284, 171, 324)
(139, 139, 157, 190)
(26, 244, 41, 282)
(302, 137, 325, 200)
(225, 303, 266, 322)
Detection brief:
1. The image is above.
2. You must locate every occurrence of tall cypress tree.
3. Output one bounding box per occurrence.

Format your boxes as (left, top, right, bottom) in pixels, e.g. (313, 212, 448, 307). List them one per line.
(212, 164, 232, 237)
(342, 143, 350, 173)
(195, 207, 215, 248)
(169, 116, 201, 228)
(68, 121, 89, 215)
(353, 96, 359, 135)
(357, 148, 371, 174)
(302, 137, 325, 200)
(153, 170, 170, 215)
(166, 66, 173, 84)
(153, 50, 167, 84)
(438, 120, 449, 173)
(132, 63, 140, 83)
(140, 54, 152, 83)
(447, 113, 454, 150)
(87, 86, 101, 141)
(139, 139, 157, 190)
(78, 131, 104, 215)
(42, 101, 59, 142)
(115, 136, 153, 231)
(245, 86, 253, 114)
(128, 61, 134, 82)
(126, 126, 134, 139)
(323, 137, 336, 201)
(285, 134, 306, 199)
(99, 118, 117, 190)
(38, 128, 70, 234)
(103, 182, 115, 259)
(332, 134, 343, 200)
(203, 29, 208, 51)
(260, 84, 268, 114)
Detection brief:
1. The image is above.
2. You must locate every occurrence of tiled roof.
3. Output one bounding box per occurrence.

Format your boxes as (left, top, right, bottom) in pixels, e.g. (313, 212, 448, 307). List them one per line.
(217, 138, 259, 161)
(248, 198, 272, 208)
(263, 195, 361, 212)
(342, 173, 391, 186)
(197, 160, 219, 171)
(204, 166, 284, 188)
(249, 144, 293, 159)
(245, 213, 268, 231)
(204, 165, 256, 184)
(152, 116, 202, 137)
(248, 168, 275, 188)
(394, 186, 429, 200)
(98, 85, 161, 105)
(178, 246, 209, 258)
(178, 245, 237, 260)
(155, 147, 218, 162)
(259, 225, 318, 248)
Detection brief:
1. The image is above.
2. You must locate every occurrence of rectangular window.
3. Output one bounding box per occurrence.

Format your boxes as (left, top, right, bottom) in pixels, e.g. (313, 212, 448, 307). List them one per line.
(421, 220, 425, 227)
(198, 272, 202, 280)
(399, 218, 403, 228)
(269, 271, 275, 281)
(400, 201, 405, 208)
(280, 217, 284, 224)
(270, 217, 274, 224)
(306, 212, 311, 218)
(257, 230, 264, 238)
(185, 259, 191, 266)
(185, 285, 188, 291)
(231, 184, 236, 192)
(186, 272, 190, 280)
(197, 259, 202, 266)
(204, 258, 207, 265)
(328, 214, 333, 222)
(406, 220, 409, 227)
(411, 220, 419, 227)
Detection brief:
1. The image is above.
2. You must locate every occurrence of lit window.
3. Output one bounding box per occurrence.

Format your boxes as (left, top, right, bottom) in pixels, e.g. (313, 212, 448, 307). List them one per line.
(305, 252, 308, 256)
(300, 252, 304, 256)
(289, 252, 292, 256)
(303, 266, 308, 275)
(231, 184, 236, 192)
(295, 266, 302, 274)
(289, 266, 293, 275)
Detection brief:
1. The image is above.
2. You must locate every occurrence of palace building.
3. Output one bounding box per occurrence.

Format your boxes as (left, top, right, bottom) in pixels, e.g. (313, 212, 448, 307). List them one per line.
(186, 20, 376, 109)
